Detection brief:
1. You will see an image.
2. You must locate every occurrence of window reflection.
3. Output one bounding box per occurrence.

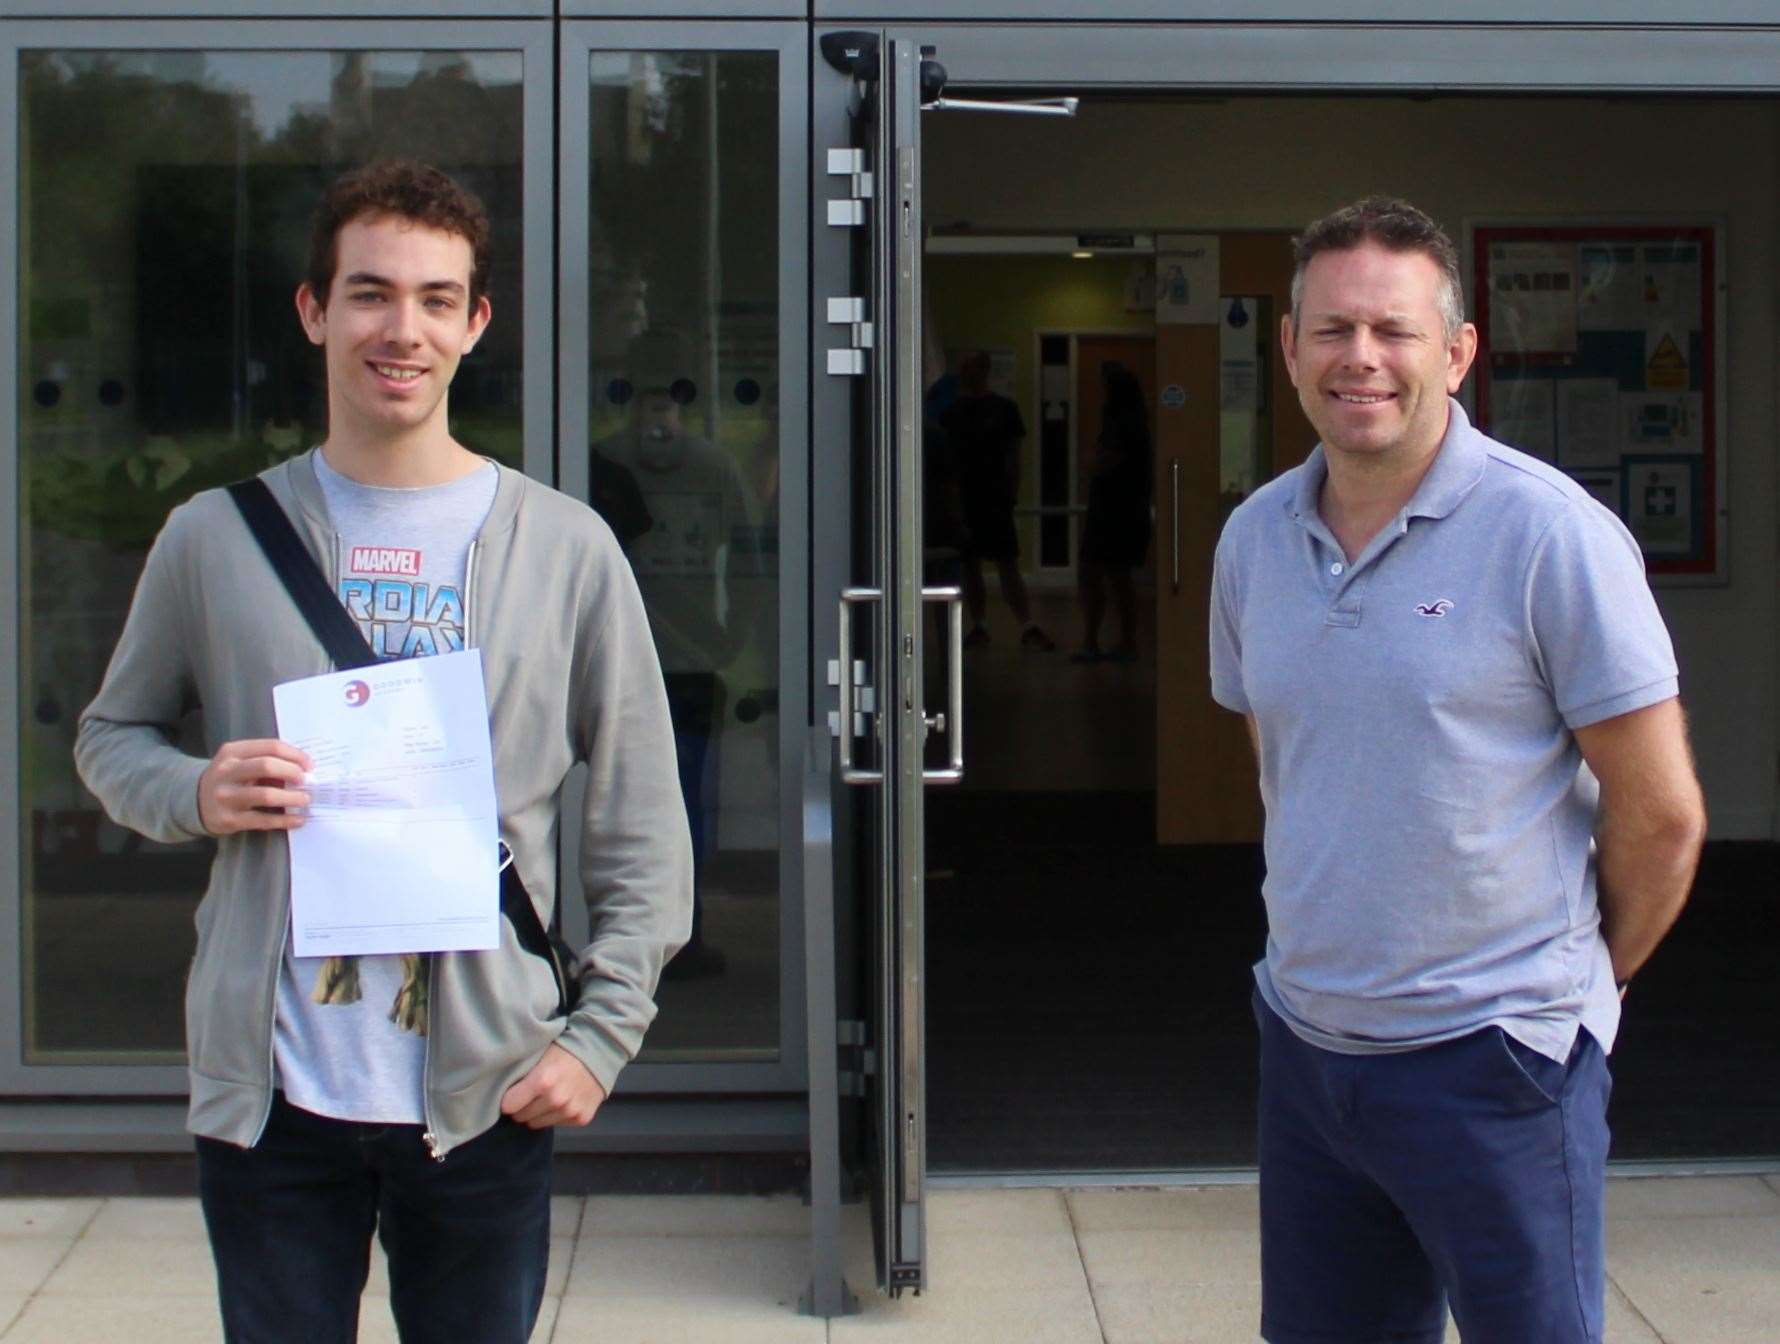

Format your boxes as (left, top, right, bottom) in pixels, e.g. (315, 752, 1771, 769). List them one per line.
(19, 50, 525, 1061)
(587, 52, 780, 1059)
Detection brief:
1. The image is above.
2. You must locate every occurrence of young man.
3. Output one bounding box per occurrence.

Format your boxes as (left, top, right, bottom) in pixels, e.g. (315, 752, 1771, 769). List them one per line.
(76, 161, 691, 1344)
(1210, 197, 1706, 1344)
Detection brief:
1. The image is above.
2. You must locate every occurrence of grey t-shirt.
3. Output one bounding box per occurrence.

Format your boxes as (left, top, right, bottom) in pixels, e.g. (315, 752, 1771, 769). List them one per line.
(1210, 401, 1678, 1065)
(272, 450, 498, 1124)
(593, 428, 760, 674)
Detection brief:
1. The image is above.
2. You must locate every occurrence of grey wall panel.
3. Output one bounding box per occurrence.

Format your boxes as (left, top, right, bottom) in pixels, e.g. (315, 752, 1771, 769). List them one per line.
(888, 23, 1780, 92)
(818, 2, 1780, 22)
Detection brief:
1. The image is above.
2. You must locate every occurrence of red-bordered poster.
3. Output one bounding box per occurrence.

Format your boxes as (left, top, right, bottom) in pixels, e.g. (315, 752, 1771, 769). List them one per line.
(1473, 224, 1720, 579)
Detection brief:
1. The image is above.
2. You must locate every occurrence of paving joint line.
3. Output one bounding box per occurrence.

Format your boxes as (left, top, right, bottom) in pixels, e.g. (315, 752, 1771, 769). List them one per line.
(539, 1200, 583, 1344)
(0, 1198, 107, 1340)
(1059, 1188, 1111, 1343)
(1607, 1270, 1668, 1343)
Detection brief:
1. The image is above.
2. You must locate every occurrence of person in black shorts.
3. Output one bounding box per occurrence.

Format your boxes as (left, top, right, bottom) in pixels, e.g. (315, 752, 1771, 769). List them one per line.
(1073, 362, 1152, 662)
(941, 351, 1054, 650)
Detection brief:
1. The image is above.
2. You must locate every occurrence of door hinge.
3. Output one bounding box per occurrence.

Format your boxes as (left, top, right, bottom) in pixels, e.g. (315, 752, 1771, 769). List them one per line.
(838, 1018, 874, 1097)
(825, 296, 873, 378)
(826, 660, 873, 739)
(826, 148, 871, 230)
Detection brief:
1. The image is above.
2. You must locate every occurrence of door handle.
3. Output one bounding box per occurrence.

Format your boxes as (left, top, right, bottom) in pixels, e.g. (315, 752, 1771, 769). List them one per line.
(1170, 457, 1183, 596)
(921, 586, 964, 784)
(836, 587, 884, 784)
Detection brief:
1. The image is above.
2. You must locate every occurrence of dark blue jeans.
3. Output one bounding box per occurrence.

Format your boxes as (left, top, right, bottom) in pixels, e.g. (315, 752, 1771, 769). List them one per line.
(1256, 992, 1611, 1344)
(196, 1095, 552, 1344)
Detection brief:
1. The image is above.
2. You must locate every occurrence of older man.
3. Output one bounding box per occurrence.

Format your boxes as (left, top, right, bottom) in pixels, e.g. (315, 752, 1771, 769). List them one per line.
(1211, 196, 1705, 1344)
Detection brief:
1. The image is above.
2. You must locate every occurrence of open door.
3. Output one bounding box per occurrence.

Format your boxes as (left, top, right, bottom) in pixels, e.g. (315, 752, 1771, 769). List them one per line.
(830, 33, 954, 1298)
(1154, 233, 1316, 844)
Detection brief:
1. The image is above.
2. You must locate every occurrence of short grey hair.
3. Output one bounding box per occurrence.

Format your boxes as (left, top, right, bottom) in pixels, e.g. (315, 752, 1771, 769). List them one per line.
(1289, 196, 1466, 343)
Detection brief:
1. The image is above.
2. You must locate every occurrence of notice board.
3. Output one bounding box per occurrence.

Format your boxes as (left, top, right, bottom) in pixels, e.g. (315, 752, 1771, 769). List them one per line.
(1472, 224, 1721, 579)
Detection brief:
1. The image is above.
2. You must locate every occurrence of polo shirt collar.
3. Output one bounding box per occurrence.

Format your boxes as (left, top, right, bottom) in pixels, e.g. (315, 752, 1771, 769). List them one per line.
(1282, 396, 1487, 526)
(1404, 399, 1488, 521)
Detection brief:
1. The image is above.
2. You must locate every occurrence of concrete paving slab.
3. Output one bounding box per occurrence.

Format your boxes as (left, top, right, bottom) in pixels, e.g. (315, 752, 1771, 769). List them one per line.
(1607, 1175, 1780, 1220)
(1, 1294, 222, 1344)
(40, 1233, 218, 1298)
(1602, 1279, 1665, 1344)
(582, 1194, 806, 1238)
(551, 1299, 826, 1343)
(923, 1232, 1091, 1297)
(0, 1201, 100, 1242)
(841, 1221, 1089, 1297)
(1077, 1228, 1260, 1290)
(1094, 1283, 1655, 1344)
(551, 1196, 584, 1238)
(1092, 1278, 1261, 1344)
(1607, 1214, 1780, 1343)
(1067, 1186, 1258, 1234)
(562, 1234, 807, 1308)
(927, 1188, 1072, 1237)
(0, 1296, 28, 1336)
(356, 1293, 559, 1343)
(832, 1286, 1104, 1342)
(83, 1196, 208, 1242)
(0, 1241, 78, 1298)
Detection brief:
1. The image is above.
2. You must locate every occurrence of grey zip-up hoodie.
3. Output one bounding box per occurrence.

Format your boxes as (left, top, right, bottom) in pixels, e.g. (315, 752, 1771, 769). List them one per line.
(76, 452, 693, 1157)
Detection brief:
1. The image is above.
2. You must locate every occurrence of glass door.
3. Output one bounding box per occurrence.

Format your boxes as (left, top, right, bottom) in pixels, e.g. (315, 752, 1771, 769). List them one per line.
(557, 21, 809, 1091)
(2, 19, 552, 1092)
(828, 33, 949, 1297)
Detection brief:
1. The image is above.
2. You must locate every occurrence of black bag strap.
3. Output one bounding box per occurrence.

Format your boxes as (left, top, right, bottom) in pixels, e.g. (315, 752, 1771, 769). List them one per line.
(228, 476, 577, 1018)
(227, 479, 378, 671)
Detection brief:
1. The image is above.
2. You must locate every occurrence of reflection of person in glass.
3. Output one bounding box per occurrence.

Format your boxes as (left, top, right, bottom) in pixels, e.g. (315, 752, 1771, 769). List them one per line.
(943, 351, 1054, 651)
(1072, 362, 1152, 663)
(75, 162, 691, 1344)
(593, 332, 761, 980)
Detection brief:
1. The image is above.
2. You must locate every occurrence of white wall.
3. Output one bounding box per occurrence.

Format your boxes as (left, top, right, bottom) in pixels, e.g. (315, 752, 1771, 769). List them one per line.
(928, 97, 1780, 839)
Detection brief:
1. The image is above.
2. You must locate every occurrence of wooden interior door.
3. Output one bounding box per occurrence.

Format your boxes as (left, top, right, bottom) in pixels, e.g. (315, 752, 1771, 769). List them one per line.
(1154, 233, 1316, 844)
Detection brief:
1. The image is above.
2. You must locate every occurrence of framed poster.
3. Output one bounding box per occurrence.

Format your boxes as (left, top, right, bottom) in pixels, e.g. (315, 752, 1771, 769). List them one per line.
(1471, 223, 1723, 581)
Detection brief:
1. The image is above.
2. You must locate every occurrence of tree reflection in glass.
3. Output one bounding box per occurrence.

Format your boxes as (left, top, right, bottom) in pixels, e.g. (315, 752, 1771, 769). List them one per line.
(18, 50, 524, 1060)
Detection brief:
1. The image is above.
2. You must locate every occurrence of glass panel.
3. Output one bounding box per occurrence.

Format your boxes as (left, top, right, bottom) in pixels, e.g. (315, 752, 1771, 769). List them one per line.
(586, 50, 779, 1059)
(19, 49, 526, 1062)
(1218, 294, 1272, 512)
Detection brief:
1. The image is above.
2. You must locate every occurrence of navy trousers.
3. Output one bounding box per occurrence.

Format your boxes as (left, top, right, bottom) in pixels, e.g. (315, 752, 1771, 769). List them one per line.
(196, 1095, 552, 1344)
(1256, 992, 1611, 1344)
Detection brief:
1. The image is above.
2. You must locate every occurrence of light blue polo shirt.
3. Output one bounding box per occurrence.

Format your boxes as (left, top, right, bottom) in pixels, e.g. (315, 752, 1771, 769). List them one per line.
(1210, 400, 1678, 1064)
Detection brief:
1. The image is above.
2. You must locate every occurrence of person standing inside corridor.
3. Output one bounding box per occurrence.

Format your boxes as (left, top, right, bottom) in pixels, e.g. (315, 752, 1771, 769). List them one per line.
(1073, 360, 1152, 662)
(943, 350, 1054, 651)
(77, 161, 691, 1343)
(1210, 196, 1706, 1344)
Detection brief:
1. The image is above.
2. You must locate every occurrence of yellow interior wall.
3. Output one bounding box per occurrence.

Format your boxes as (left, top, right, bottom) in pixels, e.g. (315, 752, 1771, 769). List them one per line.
(927, 253, 1154, 564)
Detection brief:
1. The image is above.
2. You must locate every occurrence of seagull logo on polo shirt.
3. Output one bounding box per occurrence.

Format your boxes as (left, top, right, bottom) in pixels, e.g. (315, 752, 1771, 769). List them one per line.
(1414, 599, 1455, 618)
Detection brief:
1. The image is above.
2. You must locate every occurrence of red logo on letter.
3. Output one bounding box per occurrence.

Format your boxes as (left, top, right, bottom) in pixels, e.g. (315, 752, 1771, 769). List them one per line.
(343, 680, 371, 707)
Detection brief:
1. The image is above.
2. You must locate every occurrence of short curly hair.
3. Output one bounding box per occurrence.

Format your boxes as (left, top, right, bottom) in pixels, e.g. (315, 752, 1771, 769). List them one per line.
(1290, 196, 1464, 342)
(306, 160, 492, 308)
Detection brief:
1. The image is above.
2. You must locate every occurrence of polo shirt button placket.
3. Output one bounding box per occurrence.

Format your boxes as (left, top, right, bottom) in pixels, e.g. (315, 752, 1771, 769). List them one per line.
(1321, 549, 1365, 629)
